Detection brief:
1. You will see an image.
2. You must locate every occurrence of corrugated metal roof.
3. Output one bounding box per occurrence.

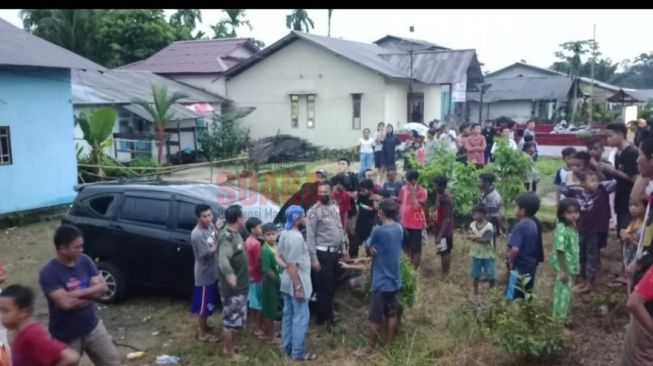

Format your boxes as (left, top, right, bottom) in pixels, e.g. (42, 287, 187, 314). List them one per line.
(467, 76, 574, 103)
(119, 38, 258, 74)
(72, 69, 224, 121)
(374, 35, 450, 50)
(0, 17, 104, 70)
(226, 31, 482, 86)
(380, 50, 481, 84)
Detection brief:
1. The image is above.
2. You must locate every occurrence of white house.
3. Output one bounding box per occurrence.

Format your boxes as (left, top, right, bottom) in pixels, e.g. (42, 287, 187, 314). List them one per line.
(72, 69, 225, 164)
(120, 38, 259, 97)
(224, 32, 484, 148)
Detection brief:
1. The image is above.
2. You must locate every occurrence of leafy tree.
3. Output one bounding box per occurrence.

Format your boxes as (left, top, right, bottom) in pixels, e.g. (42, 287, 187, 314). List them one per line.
(286, 9, 315, 32)
(169, 9, 202, 30)
(483, 139, 530, 217)
(77, 107, 117, 178)
(211, 21, 231, 39)
(550, 40, 617, 83)
(134, 85, 189, 164)
(20, 9, 102, 64)
(222, 9, 252, 37)
(613, 53, 653, 89)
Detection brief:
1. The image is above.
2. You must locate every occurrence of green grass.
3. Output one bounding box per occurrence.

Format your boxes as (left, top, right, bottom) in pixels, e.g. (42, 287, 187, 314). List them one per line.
(535, 156, 563, 199)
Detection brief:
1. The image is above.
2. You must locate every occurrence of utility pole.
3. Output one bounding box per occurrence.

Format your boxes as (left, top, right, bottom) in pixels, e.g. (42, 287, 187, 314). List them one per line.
(589, 24, 596, 125)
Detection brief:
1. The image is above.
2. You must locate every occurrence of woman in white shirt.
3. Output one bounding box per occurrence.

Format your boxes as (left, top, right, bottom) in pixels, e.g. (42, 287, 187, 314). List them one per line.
(373, 122, 386, 183)
(359, 128, 376, 180)
(490, 127, 518, 157)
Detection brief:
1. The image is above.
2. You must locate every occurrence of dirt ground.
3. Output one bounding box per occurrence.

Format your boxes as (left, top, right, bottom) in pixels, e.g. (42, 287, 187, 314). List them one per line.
(0, 214, 630, 365)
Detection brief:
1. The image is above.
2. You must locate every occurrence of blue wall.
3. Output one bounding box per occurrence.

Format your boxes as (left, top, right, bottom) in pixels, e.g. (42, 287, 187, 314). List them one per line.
(0, 67, 77, 215)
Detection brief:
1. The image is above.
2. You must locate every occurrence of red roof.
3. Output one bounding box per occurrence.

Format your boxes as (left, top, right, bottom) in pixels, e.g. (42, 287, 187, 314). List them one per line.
(119, 38, 258, 74)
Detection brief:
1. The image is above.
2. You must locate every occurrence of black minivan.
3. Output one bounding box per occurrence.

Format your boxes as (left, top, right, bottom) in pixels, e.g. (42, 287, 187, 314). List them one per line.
(62, 180, 280, 303)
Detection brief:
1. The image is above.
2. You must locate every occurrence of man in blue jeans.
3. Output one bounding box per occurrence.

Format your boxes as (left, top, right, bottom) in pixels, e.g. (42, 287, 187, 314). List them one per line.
(277, 205, 317, 361)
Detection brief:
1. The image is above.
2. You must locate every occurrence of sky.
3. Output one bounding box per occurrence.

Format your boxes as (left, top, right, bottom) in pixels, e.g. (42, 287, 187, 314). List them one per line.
(1, 9, 652, 72)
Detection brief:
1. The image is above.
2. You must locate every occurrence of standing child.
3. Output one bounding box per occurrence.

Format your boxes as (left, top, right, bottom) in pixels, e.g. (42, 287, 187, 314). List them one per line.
(352, 199, 403, 358)
(0, 285, 79, 366)
(245, 217, 265, 339)
(433, 175, 454, 276)
(523, 142, 540, 192)
(398, 169, 428, 269)
(558, 170, 616, 294)
(353, 179, 377, 258)
(260, 223, 282, 345)
(467, 205, 496, 297)
(479, 173, 503, 237)
(506, 193, 542, 300)
(622, 199, 647, 288)
(554, 147, 577, 204)
(551, 199, 581, 322)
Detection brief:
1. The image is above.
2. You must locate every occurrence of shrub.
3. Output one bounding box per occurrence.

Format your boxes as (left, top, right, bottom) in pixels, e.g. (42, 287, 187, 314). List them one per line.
(198, 113, 250, 161)
(399, 254, 419, 308)
(483, 138, 530, 216)
(128, 157, 159, 175)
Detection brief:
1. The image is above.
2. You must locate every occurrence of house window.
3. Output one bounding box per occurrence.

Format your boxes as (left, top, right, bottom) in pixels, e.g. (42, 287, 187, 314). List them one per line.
(306, 95, 315, 128)
(352, 94, 362, 129)
(290, 95, 299, 128)
(0, 126, 12, 165)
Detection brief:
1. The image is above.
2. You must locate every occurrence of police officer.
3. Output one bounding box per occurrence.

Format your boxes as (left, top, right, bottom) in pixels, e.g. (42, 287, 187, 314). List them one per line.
(307, 181, 345, 330)
(217, 205, 249, 362)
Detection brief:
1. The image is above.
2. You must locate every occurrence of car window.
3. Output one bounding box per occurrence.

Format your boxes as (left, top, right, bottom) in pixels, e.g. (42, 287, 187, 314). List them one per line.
(120, 197, 169, 226)
(88, 196, 115, 216)
(177, 202, 198, 232)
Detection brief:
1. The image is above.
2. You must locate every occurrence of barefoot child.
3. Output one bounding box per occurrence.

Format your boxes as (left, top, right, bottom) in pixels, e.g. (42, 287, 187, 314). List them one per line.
(551, 199, 581, 322)
(466, 205, 496, 297)
(433, 175, 454, 276)
(558, 170, 616, 294)
(245, 217, 265, 339)
(0, 285, 79, 366)
(260, 223, 282, 345)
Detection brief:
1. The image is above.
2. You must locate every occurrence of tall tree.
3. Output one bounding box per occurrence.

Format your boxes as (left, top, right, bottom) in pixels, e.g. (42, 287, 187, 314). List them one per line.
(613, 53, 653, 89)
(134, 85, 189, 164)
(550, 39, 617, 83)
(222, 9, 252, 37)
(169, 9, 202, 30)
(211, 21, 231, 38)
(286, 9, 314, 32)
(327, 9, 333, 36)
(20, 9, 102, 63)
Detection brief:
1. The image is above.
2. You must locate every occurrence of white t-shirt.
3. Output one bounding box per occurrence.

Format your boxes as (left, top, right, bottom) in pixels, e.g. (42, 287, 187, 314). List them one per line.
(359, 137, 374, 154)
(491, 139, 517, 154)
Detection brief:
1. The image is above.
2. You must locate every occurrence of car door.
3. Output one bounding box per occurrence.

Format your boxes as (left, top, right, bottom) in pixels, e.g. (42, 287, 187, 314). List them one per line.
(115, 192, 177, 287)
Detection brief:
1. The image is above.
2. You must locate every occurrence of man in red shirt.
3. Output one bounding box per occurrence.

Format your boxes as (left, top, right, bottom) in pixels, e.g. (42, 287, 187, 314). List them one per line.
(398, 169, 428, 269)
(0, 285, 78, 366)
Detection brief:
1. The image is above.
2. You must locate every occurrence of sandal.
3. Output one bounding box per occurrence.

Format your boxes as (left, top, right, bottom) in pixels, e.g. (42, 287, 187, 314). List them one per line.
(294, 352, 318, 361)
(197, 333, 220, 343)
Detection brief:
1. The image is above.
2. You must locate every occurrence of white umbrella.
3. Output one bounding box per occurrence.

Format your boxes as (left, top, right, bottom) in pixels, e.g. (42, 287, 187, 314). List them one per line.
(398, 122, 429, 137)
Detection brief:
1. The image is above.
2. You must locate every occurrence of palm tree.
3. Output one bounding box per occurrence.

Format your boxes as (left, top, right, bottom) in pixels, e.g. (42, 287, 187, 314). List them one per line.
(77, 107, 117, 178)
(222, 9, 252, 37)
(327, 9, 333, 37)
(20, 9, 100, 62)
(170, 9, 202, 30)
(286, 9, 315, 33)
(135, 85, 189, 164)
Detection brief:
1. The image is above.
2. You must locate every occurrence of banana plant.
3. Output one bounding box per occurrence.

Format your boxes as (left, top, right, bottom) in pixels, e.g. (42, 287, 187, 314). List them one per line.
(78, 107, 117, 178)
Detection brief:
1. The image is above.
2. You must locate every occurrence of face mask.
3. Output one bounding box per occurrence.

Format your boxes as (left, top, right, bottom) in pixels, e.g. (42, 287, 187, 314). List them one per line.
(319, 195, 330, 204)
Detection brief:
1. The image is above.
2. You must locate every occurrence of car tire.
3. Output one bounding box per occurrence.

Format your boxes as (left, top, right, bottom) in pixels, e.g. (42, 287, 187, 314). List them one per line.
(96, 262, 126, 304)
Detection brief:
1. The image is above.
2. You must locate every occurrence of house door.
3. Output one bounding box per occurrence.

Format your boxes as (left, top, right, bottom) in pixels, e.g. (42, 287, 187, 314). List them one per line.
(407, 92, 424, 123)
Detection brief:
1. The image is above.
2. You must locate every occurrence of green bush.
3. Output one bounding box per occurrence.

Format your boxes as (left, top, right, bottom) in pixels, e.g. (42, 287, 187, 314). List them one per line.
(399, 254, 419, 308)
(484, 138, 530, 216)
(128, 157, 159, 175)
(198, 114, 250, 161)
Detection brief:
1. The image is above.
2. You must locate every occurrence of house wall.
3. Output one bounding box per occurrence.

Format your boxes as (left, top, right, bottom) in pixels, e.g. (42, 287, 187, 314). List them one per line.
(227, 40, 389, 148)
(0, 68, 77, 215)
(489, 65, 554, 79)
(384, 80, 408, 127)
(412, 83, 443, 123)
(167, 73, 226, 97)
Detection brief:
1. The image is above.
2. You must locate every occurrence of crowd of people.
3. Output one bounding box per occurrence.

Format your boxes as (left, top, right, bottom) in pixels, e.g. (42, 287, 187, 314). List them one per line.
(5, 117, 653, 365)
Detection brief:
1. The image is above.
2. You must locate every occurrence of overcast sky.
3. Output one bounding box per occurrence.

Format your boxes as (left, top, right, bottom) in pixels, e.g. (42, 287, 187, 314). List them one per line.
(2, 9, 652, 72)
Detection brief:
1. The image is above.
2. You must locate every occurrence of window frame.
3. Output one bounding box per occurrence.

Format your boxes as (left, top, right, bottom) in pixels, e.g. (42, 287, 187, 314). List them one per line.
(290, 95, 300, 128)
(352, 94, 362, 130)
(86, 194, 117, 217)
(118, 195, 171, 228)
(306, 94, 316, 128)
(0, 126, 12, 166)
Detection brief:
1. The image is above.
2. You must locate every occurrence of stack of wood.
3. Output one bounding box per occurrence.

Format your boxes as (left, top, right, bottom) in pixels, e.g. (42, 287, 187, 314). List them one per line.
(248, 134, 321, 164)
